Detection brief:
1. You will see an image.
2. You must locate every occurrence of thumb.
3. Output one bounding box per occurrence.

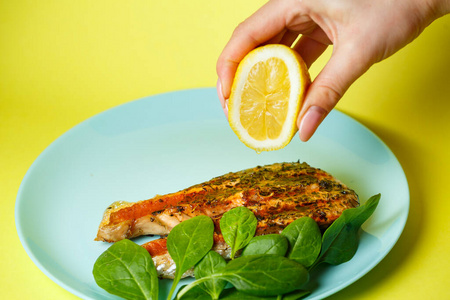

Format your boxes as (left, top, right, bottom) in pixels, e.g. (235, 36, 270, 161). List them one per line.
(297, 44, 372, 141)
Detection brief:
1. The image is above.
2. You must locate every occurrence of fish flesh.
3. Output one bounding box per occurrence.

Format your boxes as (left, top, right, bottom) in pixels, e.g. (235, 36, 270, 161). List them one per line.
(95, 161, 359, 278)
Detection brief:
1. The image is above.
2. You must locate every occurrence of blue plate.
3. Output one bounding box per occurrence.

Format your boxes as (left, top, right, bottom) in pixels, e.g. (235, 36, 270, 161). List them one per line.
(16, 88, 409, 299)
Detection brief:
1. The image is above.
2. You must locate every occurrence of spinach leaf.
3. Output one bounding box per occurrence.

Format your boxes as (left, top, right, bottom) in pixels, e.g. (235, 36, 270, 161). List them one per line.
(281, 217, 321, 267)
(241, 234, 288, 256)
(220, 254, 308, 296)
(93, 239, 158, 300)
(194, 250, 227, 300)
(177, 254, 309, 299)
(313, 194, 381, 268)
(282, 289, 311, 300)
(219, 287, 277, 299)
(175, 284, 212, 300)
(220, 206, 257, 259)
(219, 287, 310, 300)
(177, 280, 311, 300)
(167, 215, 214, 300)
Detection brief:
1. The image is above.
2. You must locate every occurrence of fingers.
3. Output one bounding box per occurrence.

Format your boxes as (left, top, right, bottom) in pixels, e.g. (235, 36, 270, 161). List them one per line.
(264, 29, 288, 46)
(297, 43, 372, 141)
(279, 30, 301, 47)
(265, 29, 300, 47)
(216, 0, 296, 100)
(293, 35, 329, 68)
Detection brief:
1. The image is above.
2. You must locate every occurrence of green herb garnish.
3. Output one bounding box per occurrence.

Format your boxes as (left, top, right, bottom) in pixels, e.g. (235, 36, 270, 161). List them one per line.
(177, 254, 309, 299)
(310, 194, 381, 269)
(93, 239, 159, 300)
(281, 217, 322, 267)
(166, 215, 214, 300)
(194, 251, 227, 300)
(241, 234, 288, 256)
(219, 206, 257, 259)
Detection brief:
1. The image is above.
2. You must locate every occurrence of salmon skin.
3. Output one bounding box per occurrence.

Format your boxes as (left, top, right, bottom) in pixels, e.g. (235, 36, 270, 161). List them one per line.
(96, 161, 358, 243)
(95, 162, 358, 277)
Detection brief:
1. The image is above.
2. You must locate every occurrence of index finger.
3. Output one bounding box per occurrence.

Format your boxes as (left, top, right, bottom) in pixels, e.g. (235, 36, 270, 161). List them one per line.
(216, 0, 297, 100)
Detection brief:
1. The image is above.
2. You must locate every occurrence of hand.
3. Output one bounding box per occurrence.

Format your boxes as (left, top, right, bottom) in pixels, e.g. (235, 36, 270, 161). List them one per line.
(216, 0, 449, 141)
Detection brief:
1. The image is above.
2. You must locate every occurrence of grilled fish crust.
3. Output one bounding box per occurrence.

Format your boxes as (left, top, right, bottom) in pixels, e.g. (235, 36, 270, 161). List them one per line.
(96, 162, 358, 243)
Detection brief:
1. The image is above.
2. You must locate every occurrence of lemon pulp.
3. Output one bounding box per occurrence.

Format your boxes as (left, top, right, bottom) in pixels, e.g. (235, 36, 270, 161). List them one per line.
(240, 57, 290, 141)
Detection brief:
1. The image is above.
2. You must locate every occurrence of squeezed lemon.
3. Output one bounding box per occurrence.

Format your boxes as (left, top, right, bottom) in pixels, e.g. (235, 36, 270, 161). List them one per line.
(228, 44, 310, 152)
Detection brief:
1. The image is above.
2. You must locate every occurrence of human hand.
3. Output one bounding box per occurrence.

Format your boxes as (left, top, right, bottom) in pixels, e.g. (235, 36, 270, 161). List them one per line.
(217, 0, 449, 141)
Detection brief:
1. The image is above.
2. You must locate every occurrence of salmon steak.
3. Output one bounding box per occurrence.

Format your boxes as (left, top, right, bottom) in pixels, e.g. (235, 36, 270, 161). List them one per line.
(95, 161, 358, 278)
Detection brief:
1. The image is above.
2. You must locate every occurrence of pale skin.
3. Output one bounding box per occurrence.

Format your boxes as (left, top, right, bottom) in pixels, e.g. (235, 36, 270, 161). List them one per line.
(216, 0, 450, 141)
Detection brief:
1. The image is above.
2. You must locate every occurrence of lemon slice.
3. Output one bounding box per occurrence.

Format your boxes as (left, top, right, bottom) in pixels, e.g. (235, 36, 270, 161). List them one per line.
(228, 44, 310, 152)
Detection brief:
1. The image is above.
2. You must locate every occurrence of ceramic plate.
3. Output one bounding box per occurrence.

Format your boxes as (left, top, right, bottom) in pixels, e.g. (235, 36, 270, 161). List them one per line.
(16, 88, 409, 299)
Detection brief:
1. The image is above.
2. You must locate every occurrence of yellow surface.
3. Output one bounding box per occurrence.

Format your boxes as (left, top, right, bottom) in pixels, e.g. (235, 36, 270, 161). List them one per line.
(1, 1, 449, 299)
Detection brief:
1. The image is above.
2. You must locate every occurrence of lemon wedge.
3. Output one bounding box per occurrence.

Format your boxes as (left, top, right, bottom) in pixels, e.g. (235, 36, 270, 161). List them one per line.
(228, 44, 310, 152)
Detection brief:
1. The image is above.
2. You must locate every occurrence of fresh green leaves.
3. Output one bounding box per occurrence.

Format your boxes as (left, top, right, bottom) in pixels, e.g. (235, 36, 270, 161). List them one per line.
(167, 215, 215, 300)
(175, 284, 213, 300)
(94, 194, 381, 300)
(177, 254, 309, 299)
(220, 254, 309, 296)
(281, 289, 311, 300)
(241, 234, 288, 256)
(194, 251, 227, 300)
(220, 206, 257, 259)
(313, 194, 381, 267)
(178, 287, 310, 300)
(219, 288, 310, 300)
(93, 239, 159, 300)
(281, 217, 321, 267)
(216, 288, 269, 299)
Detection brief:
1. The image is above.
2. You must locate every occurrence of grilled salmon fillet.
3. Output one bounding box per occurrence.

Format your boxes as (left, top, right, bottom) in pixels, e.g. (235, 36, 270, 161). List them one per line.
(96, 161, 358, 278)
(95, 162, 358, 243)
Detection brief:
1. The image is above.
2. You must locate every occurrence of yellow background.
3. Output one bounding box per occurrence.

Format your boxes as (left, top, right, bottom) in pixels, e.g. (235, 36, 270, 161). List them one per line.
(1, 1, 449, 299)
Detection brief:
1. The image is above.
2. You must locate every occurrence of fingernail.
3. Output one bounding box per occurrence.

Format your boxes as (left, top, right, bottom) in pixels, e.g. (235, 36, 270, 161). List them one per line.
(299, 106, 327, 142)
(216, 78, 229, 118)
(217, 79, 225, 105)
